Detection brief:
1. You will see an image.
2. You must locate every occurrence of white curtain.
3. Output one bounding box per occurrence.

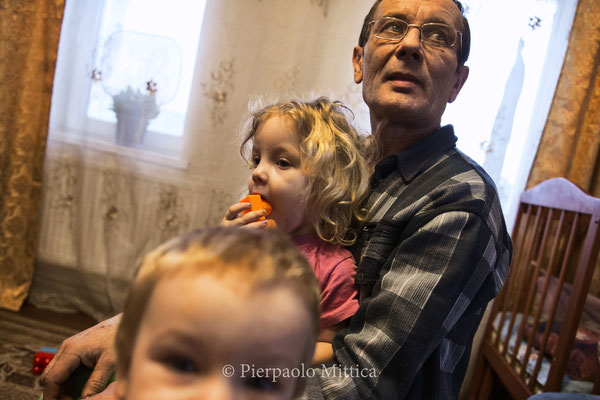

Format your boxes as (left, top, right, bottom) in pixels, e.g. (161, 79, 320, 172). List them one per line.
(31, 0, 373, 321)
(30, 0, 576, 321)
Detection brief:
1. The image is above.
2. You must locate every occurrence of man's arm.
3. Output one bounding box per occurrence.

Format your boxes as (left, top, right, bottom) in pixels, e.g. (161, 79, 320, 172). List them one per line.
(304, 211, 505, 399)
(41, 313, 121, 399)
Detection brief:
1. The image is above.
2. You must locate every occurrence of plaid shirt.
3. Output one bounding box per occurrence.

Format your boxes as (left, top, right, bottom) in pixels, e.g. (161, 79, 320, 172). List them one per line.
(303, 125, 512, 399)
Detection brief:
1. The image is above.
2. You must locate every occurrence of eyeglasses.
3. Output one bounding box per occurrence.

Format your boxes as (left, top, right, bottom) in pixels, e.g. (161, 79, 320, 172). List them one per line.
(369, 17, 462, 48)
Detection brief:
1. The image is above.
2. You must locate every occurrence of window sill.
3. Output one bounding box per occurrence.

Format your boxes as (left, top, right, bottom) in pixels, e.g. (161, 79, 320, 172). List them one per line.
(49, 129, 189, 171)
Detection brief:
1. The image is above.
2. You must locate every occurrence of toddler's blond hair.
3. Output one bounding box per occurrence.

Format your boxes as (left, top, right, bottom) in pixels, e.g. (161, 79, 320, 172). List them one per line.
(115, 227, 320, 378)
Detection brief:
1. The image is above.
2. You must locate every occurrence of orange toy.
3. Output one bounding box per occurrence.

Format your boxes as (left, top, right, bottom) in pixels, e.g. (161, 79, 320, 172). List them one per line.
(240, 194, 276, 228)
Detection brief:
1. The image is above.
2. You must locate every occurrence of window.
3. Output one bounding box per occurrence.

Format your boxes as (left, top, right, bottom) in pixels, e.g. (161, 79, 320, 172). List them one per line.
(50, 0, 206, 158)
(442, 0, 577, 229)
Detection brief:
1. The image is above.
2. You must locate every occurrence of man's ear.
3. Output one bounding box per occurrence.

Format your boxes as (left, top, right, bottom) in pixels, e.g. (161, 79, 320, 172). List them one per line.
(448, 65, 469, 103)
(352, 46, 364, 84)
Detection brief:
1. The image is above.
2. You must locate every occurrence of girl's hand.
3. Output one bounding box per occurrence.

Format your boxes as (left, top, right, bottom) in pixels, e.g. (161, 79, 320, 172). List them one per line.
(220, 201, 271, 229)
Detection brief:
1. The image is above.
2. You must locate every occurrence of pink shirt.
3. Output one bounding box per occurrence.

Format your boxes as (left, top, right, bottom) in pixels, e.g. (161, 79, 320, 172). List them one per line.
(293, 234, 359, 330)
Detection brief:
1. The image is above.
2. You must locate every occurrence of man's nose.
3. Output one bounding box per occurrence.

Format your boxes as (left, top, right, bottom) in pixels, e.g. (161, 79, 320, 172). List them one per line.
(395, 26, 422, 60)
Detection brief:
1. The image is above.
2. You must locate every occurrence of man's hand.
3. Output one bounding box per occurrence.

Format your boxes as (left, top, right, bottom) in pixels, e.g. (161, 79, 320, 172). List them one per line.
(86, 381, 118, 400)
(41, 314, 122, 399)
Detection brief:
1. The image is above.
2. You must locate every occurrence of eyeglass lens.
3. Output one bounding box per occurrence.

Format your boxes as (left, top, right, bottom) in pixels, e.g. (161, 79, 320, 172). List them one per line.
(372, 18, 457, 47)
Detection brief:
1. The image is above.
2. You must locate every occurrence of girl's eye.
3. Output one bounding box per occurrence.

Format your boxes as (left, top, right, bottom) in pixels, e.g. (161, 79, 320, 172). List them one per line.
(165, 356, 197, 373)
(277, 158, 292, 168)
(244, 377, 278, 392)
(250, 155, 260, 168)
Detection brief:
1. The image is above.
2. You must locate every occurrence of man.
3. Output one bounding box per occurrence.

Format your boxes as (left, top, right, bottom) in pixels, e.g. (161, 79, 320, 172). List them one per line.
(301, 0, 511, 398)
(42, 0, 511, 398)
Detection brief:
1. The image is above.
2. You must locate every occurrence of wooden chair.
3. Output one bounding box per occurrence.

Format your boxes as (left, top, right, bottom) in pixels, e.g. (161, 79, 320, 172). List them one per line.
(469, 178, 600, 399)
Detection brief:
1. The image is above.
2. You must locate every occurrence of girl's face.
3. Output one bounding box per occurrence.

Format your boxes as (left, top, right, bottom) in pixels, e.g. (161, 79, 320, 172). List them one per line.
(248, 115, 313, 236)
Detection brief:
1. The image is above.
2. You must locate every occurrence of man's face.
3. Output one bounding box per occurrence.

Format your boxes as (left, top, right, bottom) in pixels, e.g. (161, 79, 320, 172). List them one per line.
(353, 0, 469, 130)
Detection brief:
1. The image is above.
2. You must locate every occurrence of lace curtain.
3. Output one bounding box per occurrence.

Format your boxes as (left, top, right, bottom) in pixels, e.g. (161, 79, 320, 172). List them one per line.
(28, 0, 580, 321)
(0, 0, 65, 311)
(30, 0, 373, 320)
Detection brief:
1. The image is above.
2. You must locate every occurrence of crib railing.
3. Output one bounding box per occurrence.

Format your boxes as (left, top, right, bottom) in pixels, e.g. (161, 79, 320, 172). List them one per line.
(469, 178, 600, 399)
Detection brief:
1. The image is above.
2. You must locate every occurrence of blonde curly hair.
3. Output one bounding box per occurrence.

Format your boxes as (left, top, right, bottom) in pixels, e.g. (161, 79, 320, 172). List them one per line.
(240, 97, 373, 246)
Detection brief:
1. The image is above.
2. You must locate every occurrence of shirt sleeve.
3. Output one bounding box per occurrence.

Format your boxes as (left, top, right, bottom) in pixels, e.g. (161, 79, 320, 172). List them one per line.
(302, 211, 500, 399)
(319, 255, 359, 330)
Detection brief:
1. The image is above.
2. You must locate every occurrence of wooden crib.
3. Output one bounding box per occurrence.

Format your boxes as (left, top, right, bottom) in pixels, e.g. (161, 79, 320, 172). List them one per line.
(469, 178, 600, 399)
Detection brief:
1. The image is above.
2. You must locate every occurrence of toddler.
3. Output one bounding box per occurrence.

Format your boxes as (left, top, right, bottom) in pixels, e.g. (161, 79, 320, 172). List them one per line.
(114, 227, 321, 400)
(222, 97, 372, 365)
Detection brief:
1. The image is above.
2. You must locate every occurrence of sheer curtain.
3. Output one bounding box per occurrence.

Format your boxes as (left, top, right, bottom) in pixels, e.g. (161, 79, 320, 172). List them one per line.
(443, 0, 577, 232)
(30, 0, 372, 320)
(30, 0, 576, 321)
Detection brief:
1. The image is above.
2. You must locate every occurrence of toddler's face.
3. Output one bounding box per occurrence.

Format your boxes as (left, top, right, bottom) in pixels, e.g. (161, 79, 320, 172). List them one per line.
(248, 115, 312, 236)
(118, 272, 314, 400)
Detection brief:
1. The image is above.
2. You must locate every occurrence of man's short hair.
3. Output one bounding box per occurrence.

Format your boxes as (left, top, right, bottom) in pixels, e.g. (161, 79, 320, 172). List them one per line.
(357, 0, 471, 66)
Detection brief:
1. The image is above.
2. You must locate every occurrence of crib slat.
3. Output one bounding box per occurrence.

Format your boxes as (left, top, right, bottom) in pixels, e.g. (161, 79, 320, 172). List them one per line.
(494, 203, 531, 348)
(593, 370, 600, 394)
(519, 209, 566, 381)
(510, 207, 553, 368)
(528, 211, 579, 390)
(502, 205, 543, 356)
(545, 212, 600, 391)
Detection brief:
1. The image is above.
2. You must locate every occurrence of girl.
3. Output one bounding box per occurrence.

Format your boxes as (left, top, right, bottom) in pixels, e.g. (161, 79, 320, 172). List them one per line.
(221, 97, 372, 365)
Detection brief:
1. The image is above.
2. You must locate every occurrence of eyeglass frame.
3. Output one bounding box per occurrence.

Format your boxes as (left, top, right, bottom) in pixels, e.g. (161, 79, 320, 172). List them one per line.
(368, 17, 463, 50)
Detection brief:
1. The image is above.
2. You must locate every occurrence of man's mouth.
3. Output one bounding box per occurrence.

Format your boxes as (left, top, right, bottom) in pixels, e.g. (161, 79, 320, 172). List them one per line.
(386, 72, 421, 86)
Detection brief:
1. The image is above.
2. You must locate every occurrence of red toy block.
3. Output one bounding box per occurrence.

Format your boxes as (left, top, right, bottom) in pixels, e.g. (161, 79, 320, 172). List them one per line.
(32, 351, 55, 375)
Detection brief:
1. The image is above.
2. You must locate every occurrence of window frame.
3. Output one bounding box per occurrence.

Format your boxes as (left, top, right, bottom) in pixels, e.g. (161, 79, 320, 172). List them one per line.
(49, 0, 204, 163)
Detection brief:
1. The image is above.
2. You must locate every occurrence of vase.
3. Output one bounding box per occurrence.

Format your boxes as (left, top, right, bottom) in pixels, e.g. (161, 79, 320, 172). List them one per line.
(114, 109, 152, 147)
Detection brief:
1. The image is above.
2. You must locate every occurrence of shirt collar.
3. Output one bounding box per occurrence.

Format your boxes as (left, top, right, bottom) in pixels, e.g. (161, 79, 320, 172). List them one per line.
(371, 125, 458, 186)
